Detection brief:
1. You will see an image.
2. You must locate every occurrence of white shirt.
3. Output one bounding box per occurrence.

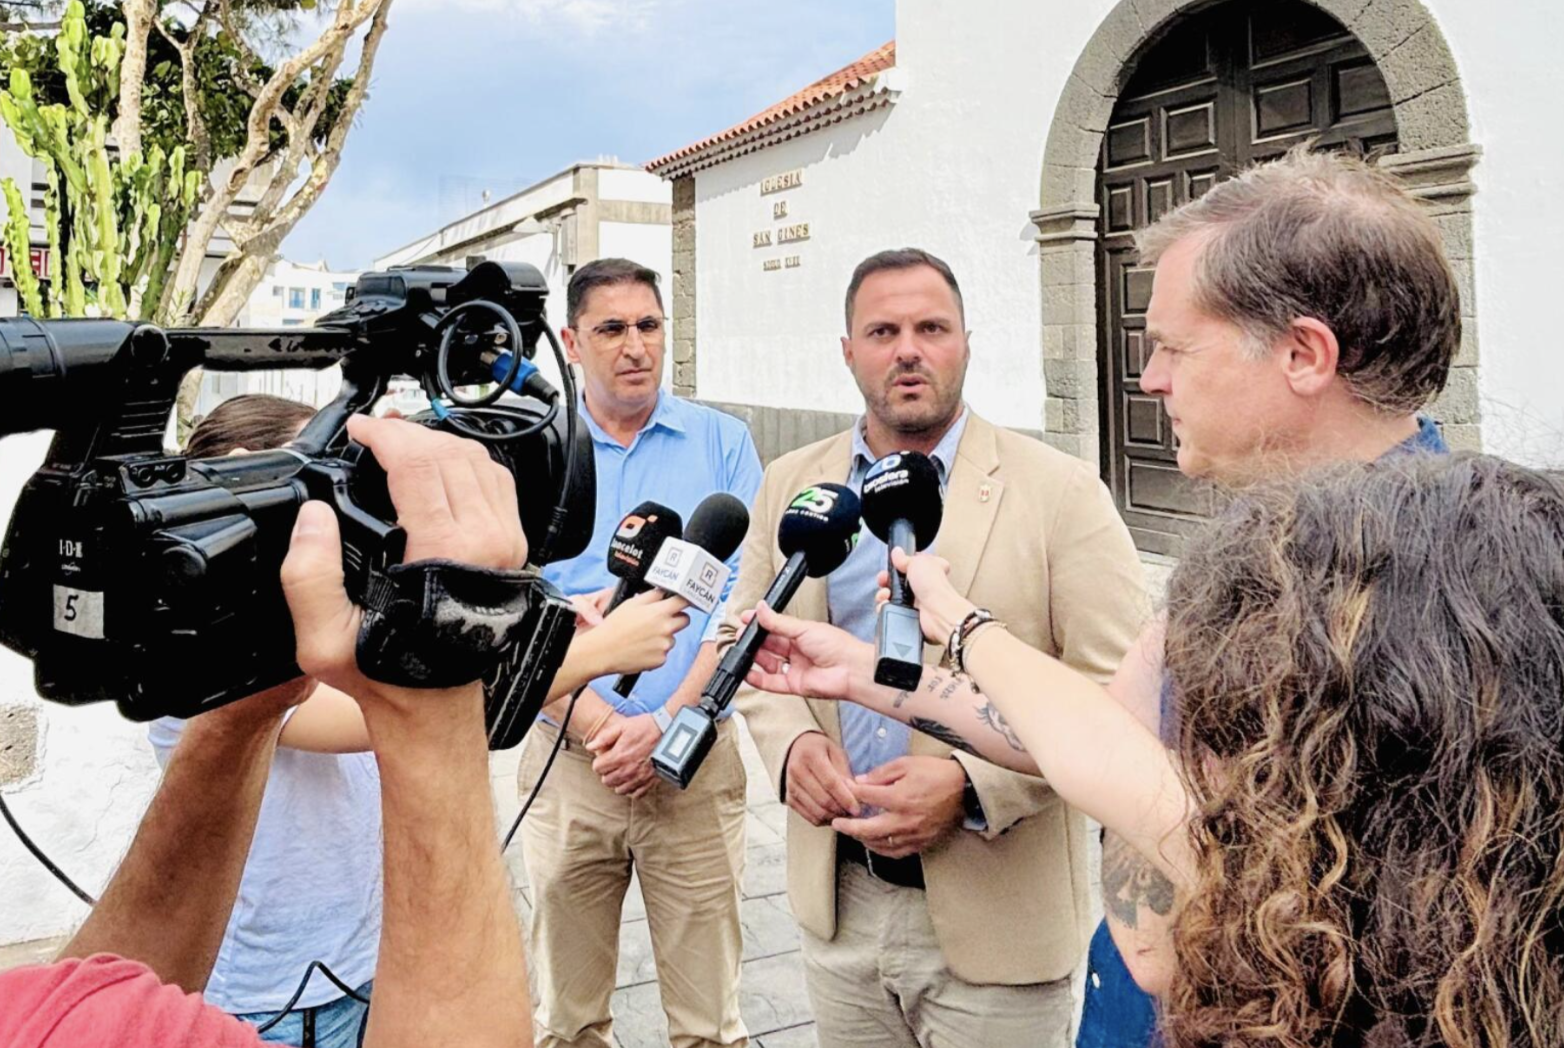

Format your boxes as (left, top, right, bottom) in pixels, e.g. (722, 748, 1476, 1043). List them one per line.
(148, 714, 383, 1013)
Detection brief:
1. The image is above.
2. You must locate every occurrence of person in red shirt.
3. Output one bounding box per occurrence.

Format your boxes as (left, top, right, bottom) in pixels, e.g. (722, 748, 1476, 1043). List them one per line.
(0, 416, 537, 1048)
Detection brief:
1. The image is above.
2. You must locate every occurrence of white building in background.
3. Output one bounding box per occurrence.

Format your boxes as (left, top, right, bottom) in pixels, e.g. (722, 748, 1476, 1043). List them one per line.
(235, 258, 357, 328)
(648, 0, 1564, 557)
(192, 259, 362, 418)
(373, 158, 673, 393)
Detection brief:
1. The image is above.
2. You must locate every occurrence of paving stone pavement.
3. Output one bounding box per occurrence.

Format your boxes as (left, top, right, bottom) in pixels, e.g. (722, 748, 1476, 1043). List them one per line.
(0, 707, 1104, 1046)
(492, 713, 820, 1047)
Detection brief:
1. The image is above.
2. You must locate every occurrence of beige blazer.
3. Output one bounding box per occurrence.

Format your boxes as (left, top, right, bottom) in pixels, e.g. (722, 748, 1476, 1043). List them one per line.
(719, 412, 1147, 985)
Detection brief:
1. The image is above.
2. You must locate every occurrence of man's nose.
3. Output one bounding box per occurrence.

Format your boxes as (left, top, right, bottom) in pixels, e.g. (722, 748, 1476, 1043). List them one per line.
(1139, 346, 1170, 396)
(621, 328, 651, 358)
(892, 332, 923, 365)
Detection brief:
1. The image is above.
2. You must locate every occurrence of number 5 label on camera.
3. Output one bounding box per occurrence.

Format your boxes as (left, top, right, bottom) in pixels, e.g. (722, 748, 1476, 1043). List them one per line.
(53, 585, 105, 639)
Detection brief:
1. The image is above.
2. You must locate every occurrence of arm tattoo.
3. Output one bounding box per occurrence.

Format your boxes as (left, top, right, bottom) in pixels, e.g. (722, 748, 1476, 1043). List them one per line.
(1100, 831, 1175, 930)
(908, 716, 981, 757)
(975, 701, 1025, 752)
(892, 689, 911, 709)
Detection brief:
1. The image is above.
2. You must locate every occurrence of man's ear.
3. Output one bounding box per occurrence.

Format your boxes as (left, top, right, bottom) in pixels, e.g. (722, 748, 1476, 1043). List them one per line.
(1280, 317, 1341, 399)
(561, 326, 582, 366)
(841, 334, 854, 370)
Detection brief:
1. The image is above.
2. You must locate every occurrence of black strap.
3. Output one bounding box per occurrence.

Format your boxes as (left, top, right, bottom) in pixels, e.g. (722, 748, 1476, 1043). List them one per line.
(355, 559, 553, 689)
(837, 833, 925, 890)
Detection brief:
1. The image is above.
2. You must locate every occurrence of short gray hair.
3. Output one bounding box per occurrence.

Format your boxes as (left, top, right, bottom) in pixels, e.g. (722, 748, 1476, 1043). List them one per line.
(1136, 148, 1459, 414)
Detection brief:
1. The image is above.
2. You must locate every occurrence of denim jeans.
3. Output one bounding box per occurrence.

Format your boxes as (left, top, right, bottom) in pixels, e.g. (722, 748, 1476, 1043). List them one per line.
(240, 980, 373, 1048)
(1076, 922, 1159, 1048)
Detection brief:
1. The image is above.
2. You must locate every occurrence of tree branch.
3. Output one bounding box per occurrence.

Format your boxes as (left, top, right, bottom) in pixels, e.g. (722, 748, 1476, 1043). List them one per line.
(166, 0, 384, 321)
(153, 8, 212, 170)
(111, 0, 158, 156)
(189, 0, 393, 326)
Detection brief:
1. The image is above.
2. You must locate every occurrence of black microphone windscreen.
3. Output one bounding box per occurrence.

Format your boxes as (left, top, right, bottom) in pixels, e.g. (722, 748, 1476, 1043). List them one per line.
(684, 492, 750, 561)
(860, 451, 943, 549)
(606, 501, 683, 581)
(777, 483, 862, 577)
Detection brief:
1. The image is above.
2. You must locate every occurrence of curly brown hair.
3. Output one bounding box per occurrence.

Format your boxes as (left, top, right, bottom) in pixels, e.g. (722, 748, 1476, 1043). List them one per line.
(1162, 453, 1564, 1047)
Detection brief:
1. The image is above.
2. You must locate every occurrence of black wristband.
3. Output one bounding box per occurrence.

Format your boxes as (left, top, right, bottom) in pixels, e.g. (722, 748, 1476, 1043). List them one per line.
(355, 558, 552, 688)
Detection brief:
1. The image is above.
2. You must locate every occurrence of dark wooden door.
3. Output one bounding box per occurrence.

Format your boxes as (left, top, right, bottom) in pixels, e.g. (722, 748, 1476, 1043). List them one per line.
(1096, 0, 1398, 555)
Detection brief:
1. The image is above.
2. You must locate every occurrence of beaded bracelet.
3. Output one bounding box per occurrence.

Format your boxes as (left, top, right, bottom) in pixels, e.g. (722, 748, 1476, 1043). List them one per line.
(947, 607, 1005, 684)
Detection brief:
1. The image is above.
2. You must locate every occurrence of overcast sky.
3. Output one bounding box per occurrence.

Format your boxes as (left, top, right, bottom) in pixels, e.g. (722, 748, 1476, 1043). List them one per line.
(281, 0, 895, 270)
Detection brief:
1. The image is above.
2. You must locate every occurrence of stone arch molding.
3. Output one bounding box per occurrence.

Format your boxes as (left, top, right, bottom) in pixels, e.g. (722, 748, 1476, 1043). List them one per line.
(1031, 0, 1483, 466)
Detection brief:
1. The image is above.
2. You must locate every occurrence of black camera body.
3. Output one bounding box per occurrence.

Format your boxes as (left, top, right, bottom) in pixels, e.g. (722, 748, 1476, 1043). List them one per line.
(0, 261, 593, 735)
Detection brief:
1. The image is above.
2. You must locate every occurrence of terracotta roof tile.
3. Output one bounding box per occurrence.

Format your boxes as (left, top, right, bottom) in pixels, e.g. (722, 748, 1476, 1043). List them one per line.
(647, 40, 895, 173)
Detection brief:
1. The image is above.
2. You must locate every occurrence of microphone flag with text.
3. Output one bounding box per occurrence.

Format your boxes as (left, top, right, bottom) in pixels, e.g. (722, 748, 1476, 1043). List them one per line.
(650, 483, 862, 788)
(605, 501, 684, 612)
(611, 492, 750, 698)
(860, 450, 944, 691)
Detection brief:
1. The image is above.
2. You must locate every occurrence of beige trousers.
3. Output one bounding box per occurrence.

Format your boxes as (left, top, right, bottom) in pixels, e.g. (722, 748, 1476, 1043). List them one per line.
(517, 719, 749, 1048)
(801, 863, 1074, 1048)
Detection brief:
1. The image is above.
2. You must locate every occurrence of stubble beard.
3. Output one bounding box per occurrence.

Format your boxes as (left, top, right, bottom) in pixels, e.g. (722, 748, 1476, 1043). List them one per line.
(866, 377, 963, 442)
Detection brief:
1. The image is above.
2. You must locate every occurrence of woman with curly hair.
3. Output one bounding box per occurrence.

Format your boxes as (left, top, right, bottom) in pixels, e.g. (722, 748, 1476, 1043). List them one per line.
(745, 453, 1564, 1046)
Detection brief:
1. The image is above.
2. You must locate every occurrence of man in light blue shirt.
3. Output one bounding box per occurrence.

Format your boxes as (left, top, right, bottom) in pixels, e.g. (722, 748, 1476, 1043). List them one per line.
(517, 258, 761, 1048)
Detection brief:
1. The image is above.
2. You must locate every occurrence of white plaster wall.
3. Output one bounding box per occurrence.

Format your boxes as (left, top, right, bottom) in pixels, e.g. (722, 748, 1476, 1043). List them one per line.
(0, 433, 161, 946)
(691, 0, 1563, 463)
(1419, 0, 1564, 467)
(691, 0, 1085, 428)
(597, 168, 672, 206)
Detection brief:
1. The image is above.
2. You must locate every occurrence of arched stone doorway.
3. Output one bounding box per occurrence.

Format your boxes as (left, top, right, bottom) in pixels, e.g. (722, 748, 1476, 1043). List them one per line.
(1030, 0, 1480, 553)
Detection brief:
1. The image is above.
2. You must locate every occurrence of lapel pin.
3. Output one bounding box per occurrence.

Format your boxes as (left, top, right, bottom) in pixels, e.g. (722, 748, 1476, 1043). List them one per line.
(978, 483, 992, 503)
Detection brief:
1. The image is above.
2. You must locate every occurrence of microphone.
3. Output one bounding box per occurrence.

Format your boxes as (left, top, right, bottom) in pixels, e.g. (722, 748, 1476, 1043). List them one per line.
(604, 501, 684, 613)
(860, 451, 944, 691)
(651, 483, 862, 789)
(611, 492, 750, 698)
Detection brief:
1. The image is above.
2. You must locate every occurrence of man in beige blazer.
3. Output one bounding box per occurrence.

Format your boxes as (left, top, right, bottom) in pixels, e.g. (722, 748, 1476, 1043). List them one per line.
(718, 248, 1146, 1047)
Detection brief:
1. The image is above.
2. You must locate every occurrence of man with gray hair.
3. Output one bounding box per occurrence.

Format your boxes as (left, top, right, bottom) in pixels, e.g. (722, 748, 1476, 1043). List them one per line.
(1067, 147, 1459, 1046)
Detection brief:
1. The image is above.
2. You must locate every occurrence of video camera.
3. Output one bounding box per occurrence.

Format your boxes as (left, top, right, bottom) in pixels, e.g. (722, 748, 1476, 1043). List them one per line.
(0, 261, 594, 745)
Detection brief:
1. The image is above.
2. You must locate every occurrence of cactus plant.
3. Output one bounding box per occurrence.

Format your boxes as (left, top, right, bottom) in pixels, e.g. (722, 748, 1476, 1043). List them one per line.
(0, 1, 195, 320)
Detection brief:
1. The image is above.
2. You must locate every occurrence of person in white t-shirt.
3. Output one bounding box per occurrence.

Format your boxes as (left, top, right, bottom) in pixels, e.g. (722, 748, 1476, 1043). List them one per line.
(152, 394, 694, 1047)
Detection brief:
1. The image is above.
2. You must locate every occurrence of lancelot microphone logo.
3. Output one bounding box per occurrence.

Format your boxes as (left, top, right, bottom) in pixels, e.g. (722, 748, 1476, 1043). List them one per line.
(615, 514, 652, 541)
(610, 513, 657, 568)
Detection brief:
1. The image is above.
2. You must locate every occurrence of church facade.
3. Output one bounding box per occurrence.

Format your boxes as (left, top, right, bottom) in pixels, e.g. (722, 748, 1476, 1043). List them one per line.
(648, 0, 1560, 554)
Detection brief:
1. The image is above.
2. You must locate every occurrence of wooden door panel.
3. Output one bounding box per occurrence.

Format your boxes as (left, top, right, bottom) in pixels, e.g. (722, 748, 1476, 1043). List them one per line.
(1095, 0, 1398, 553)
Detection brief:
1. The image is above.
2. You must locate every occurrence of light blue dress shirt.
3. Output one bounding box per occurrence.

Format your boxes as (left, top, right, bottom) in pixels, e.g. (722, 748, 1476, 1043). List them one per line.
(827, 410, 969, 778)
(542, 393, 762, 718)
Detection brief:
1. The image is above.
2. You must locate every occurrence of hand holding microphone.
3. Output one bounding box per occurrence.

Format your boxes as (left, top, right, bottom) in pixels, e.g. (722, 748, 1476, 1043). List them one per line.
(650, 483, 863, 788)
(604, 500, 685, 610)
(879, 547, 970, 644)
(611, 492, 750, 699)
(860, 451, 944, 690)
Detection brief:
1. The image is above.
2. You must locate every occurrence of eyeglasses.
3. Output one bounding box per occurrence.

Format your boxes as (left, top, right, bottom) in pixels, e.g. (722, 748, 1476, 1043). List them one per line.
(588, 317, 665, 349)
